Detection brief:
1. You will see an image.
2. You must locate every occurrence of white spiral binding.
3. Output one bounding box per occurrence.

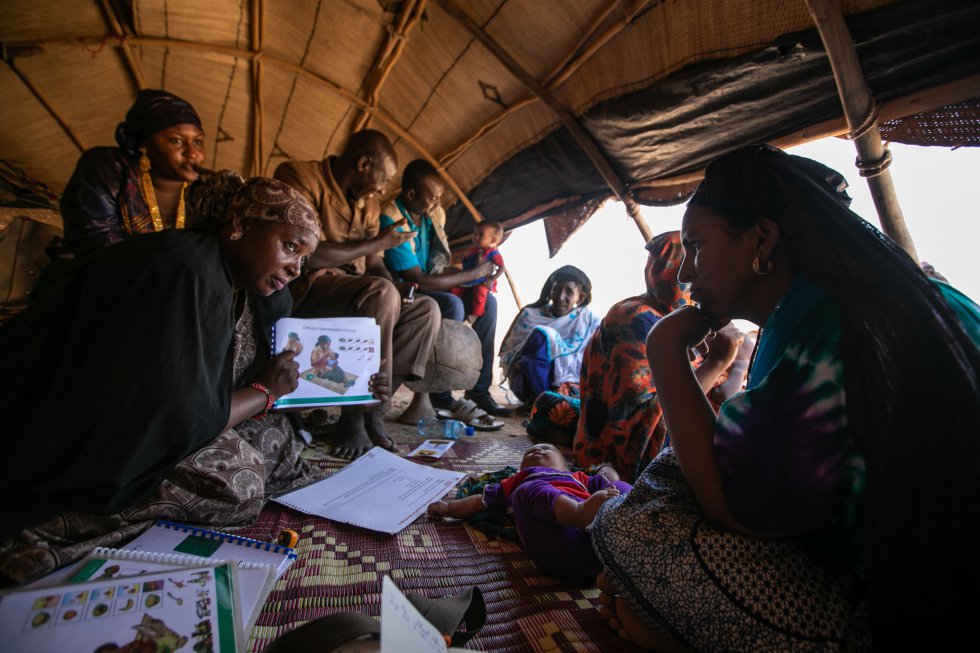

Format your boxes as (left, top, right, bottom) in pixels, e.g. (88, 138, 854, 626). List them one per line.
(91, 546, 271, 570)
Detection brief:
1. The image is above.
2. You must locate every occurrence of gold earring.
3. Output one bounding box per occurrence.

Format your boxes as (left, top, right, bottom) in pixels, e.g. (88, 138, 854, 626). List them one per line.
(752, 255, 773, 275)
(138, 146, 151, 175)
(230, 231, 243, 241)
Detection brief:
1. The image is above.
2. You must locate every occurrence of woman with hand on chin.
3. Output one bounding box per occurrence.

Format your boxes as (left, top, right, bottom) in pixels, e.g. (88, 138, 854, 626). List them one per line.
(590, 145, 979, 651)
(0, 177, 389, 584)
(60, 89, 208, 258)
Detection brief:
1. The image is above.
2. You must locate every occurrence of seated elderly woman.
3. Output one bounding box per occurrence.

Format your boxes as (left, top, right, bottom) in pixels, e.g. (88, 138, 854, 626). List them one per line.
(0, 178, 388, 584)
(498, 265, 600, 410)
(571, 231, 749, 482)
(591, 145, 979, 651)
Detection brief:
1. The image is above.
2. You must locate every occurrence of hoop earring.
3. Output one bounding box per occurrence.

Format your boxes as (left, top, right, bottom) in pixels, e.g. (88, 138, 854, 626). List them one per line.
(752, 255, 772, 276)
(230, 231, 243, 241)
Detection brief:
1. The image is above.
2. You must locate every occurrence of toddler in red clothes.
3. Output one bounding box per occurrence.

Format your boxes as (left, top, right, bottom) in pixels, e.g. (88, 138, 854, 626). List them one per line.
(451, 221, 506, 325)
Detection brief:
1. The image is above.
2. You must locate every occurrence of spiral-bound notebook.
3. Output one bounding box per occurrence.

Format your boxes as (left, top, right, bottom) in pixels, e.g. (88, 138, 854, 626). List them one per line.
(1, 563, 242, 652)
(29, 520, 294, 637)
(61, 546, 274, 637)
(121, 520, 297, 578)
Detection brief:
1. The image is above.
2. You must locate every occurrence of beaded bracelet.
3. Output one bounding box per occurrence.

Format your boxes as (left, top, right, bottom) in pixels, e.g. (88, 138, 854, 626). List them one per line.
(250, 382, 275, 419)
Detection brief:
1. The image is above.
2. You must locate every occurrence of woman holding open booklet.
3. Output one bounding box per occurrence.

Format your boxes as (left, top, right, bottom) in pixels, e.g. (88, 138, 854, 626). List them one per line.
(0, 177, 388, 584)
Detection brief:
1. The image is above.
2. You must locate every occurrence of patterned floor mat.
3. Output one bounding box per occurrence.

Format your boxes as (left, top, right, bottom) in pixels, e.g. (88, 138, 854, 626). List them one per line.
(236, 435, 644, 652)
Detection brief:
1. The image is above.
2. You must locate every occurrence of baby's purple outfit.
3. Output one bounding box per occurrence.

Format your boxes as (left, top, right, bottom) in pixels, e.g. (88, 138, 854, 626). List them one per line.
(482, 466, 632, 581)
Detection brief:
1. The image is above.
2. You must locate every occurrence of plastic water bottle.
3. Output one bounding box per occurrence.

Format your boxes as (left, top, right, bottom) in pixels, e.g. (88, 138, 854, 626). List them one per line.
(417, 417, 475, 439)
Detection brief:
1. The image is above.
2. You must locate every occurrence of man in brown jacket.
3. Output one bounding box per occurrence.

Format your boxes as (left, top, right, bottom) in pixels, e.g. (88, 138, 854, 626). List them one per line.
(275, 130, 440, 459)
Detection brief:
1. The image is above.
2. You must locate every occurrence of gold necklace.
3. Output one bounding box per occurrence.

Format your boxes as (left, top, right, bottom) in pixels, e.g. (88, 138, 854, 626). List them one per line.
(139, 148, 187, 231)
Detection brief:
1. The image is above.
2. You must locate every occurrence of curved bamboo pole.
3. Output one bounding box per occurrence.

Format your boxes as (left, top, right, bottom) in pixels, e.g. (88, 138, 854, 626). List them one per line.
(351, 0, 426, 134)
(439, 0, 651, 168)
(97, 0, 145, 93)
(4, 61, 85, 152)
(804, 0, 916, 260)
(433, 0, 652, 242)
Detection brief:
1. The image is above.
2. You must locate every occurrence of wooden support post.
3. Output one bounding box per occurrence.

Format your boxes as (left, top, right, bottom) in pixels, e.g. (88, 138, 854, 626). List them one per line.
(250, 0, 264, 176)
(804, 0, 917, 260)
(625, 198, 653, 242)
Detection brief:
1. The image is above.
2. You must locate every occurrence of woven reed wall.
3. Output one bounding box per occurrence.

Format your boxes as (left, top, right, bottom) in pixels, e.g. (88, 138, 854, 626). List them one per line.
(0, 0, 905, 203)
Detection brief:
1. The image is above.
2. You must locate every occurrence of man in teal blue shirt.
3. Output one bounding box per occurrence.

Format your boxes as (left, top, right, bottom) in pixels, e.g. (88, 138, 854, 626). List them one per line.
(380, 160, 511, 416)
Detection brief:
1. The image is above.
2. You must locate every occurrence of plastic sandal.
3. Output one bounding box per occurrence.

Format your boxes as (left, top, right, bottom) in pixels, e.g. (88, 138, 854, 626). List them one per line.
(435, 398, 504, 431)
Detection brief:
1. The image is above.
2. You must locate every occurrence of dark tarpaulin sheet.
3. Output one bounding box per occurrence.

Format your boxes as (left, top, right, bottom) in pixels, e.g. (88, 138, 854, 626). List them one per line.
(445, 0, 980, 242)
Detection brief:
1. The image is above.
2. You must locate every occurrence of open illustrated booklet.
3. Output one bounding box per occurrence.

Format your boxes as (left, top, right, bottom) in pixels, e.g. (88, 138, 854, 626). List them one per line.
(26, 520, 298, 641)
(1, 562, 242, 652)
(274, 447, 466, 535)
(272, 316, 381, 408)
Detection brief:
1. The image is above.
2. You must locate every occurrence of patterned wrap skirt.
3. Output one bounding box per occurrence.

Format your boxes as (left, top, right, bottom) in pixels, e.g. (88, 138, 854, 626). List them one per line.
(0, 416, 323, 583)
(591, 448, 871, 652)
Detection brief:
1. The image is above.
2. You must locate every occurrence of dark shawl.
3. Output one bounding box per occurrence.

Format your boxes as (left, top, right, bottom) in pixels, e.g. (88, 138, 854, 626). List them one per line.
(59, 147, 148, 257)
(0, 229, 290, 531)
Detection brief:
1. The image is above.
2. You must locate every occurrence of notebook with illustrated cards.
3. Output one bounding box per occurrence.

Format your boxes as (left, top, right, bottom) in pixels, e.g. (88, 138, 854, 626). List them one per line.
(0, 562, 244, 652)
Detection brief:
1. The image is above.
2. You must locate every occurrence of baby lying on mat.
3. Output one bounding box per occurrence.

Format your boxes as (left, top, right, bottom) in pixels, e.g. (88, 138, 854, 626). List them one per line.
(428, 443, 631, 582)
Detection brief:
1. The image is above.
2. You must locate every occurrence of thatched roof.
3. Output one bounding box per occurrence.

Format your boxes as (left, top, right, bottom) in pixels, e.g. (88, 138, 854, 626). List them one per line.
(2, 0, 978, 252)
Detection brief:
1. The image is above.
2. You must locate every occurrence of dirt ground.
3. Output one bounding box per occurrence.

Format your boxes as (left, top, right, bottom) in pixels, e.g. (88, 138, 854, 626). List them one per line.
(381, 384, 530, 446)
(305, 384, 533, 452)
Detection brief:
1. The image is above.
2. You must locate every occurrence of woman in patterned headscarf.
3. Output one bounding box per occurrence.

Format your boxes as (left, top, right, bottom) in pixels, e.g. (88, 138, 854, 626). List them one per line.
(0, 178, 387, 583)
(591, 146, 980, 651)
(570, 233, 689, 480)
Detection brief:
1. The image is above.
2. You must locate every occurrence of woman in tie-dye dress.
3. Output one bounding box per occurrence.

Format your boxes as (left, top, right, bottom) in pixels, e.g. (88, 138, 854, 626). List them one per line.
(591, 145, 980, 651)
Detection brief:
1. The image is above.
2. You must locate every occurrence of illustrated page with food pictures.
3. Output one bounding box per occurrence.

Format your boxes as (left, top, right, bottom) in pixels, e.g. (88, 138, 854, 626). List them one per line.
(0, 563, 242, 652)
(271, 317, 381, 408)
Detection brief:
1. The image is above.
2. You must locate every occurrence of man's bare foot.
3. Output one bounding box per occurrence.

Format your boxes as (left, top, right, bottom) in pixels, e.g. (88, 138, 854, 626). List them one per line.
(595, 572, 688, 652)
(364, 410, 396, 451)
(329, 408, 375, 460)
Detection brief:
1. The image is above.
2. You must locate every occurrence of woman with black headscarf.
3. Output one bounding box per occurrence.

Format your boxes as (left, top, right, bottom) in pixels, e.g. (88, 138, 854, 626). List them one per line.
(569, 231, 748, 482)
(59, 89, 206, 258)
(498, 265, 600, 409)
(591, 145, 980, 651)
